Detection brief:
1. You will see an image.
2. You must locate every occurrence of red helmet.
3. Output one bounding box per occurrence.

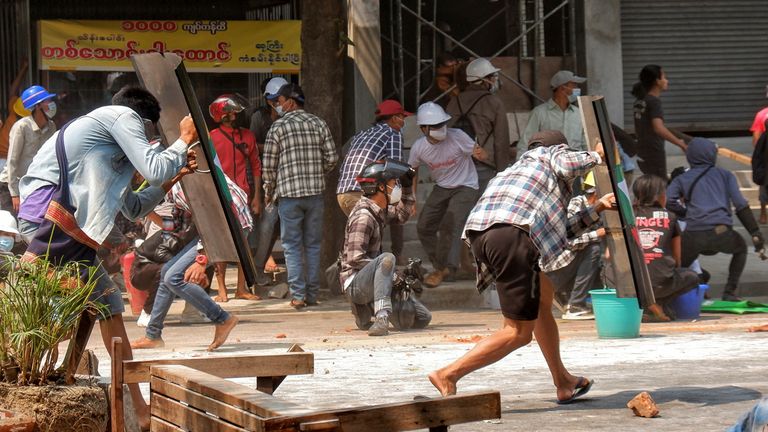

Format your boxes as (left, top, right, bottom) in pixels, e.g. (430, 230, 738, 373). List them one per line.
(208, 94, 247, 123)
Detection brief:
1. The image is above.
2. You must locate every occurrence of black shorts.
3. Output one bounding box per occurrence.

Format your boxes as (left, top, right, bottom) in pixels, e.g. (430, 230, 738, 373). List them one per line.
(468, 224, 540, 321)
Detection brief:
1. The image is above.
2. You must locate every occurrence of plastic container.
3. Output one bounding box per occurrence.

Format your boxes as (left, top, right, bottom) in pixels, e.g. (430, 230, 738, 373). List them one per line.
(670, 284, 709, 320)
(589, 288, 643, 339)
(121, 252, 147, 316)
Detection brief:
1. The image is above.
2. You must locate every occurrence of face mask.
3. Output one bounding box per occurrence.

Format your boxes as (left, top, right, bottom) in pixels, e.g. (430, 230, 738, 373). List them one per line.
(487, 77, 500, 94)
(275, 103, 286, 117)
(429, 125, 447, 142)
(568, 88, 581, 103)
(387, 184, 402, 204)
(0, 235, 14, 252)
(42, 101, 57, 119)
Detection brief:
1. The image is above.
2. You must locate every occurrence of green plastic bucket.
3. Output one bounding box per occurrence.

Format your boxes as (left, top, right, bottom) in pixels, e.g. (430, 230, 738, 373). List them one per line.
(589, 288, 642, 339)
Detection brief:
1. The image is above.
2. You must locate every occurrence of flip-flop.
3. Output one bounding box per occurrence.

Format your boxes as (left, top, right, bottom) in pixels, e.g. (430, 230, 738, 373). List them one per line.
(556, 377, 593, 405)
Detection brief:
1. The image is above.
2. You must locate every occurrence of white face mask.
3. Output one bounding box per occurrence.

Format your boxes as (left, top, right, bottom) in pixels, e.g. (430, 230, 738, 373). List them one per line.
(387, 184, 402, 204)
(0, 235, 14, 252)
(42, 101, 57, 119)
(275, 104, 286, 117)
(568, 88, 581, 103)
(428, 125, 448, 142)
(486, 76, 500, 94)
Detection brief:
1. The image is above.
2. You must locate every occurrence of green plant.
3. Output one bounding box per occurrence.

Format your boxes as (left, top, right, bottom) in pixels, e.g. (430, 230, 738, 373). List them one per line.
(0, 255, 107, 385)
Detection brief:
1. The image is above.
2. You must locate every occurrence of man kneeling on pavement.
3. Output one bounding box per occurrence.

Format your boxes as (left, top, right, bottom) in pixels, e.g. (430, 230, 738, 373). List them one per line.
(340, 159, 432, 336)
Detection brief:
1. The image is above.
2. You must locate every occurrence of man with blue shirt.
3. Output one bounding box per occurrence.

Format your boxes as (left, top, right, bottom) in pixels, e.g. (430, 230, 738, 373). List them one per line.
(666, 137, 765, 301)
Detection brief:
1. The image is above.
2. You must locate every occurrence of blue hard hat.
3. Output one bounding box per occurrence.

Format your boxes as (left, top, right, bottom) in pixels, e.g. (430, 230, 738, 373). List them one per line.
(21, 85, 56, 110)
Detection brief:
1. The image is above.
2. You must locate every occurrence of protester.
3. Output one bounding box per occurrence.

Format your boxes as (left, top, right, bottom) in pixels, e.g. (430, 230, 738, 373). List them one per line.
(209, 94, 262, 301)
(250, 77, 289, 285)
(749, 85, 768, 224)
(409, 102, 480, 288)
(522, 70, 587, 152)
(633, 174, 699, 321)
(631, 64, 687, 178)
(727, 398, 768, 431)
(0, 60, 29, 174)
(0, 85, 57, 216)
(428, 131, 614, 403)
(337, 99, 410, 265)
(666, 137, 763, 301)
(446, 57, 511, 191)
(341, 159, 430, 336)
(548, 168, 604, 320)
(262, 83, 338, 309)
(17, 86, 198, 431)
(131, 178, 250, 351)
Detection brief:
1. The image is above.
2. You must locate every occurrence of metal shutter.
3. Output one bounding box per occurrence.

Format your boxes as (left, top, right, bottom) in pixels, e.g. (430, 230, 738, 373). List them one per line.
(621, 0, 768, 133)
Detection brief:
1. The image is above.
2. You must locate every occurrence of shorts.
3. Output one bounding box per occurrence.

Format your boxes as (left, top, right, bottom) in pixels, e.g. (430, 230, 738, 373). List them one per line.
(19, 218, 125, 318)
(468, 223, 540, 321)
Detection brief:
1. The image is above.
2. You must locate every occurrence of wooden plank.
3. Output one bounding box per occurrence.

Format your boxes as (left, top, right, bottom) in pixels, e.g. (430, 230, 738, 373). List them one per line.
(263, 391, 500, 432)
(579, 95, 654, 306)
(63, 311, 96, 384)
(299, 419, 341, 431)
(151, 393, 248, 432)
(672, 128, 752, 166)
(151, 365, 309, 418)
(152, 377, 264, 431)
(150, 416, 184, 432)
(124, 352, 314, 384)
(110, 337, 125, 432)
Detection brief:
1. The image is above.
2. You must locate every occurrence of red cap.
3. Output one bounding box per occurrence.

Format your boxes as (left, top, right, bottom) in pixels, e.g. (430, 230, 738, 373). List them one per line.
(375, 100, 412, 117)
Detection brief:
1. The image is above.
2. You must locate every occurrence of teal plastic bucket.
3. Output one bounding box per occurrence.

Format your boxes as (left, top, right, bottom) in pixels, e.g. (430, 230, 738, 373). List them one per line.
(589, 288, 642, 339)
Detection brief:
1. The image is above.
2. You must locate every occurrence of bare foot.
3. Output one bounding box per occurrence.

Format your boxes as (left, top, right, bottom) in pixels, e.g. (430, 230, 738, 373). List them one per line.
(235, 292, 261, 301)
(748, 324, 768, 332)
(208, 315, 239, 351)
(265, 255, 279, 272)
(760, 213, 767, 225)
(214, 295, 229, 303)
(130, 336, 165, 349)
(428, 369, 457, 396)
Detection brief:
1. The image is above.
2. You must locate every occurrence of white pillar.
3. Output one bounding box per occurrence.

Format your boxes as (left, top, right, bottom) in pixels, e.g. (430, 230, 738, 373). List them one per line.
(583, 0, 624, 127)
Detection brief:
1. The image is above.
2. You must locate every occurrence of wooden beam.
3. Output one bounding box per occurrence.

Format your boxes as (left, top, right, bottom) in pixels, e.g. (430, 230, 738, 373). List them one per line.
(150, 416, 185, 432)
(262, 391, 501, 432)
(151, 393, 249, 432)
(151, 365, 309, 418)
(258, 344, 306, 395)
(110, 337, 125, 432)
(124, 352, 314, 384)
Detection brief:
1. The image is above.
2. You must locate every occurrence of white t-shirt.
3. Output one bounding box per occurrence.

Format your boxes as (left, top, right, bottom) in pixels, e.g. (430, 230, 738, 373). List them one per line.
(408, 128, 479, 190)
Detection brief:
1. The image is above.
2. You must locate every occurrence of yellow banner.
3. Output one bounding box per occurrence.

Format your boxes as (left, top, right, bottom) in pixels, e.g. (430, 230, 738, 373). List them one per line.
(39, 20, 301, 73)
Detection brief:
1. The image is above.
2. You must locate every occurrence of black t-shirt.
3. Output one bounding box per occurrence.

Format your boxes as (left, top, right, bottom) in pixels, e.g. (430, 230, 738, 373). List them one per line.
(635, 205, 679, 281)
(633, 94, 665, 163)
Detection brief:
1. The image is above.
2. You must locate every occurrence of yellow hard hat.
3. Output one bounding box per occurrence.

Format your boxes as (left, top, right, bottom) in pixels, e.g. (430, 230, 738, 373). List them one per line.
(12, 97, 31, 117)
(584, 171, 596, 189)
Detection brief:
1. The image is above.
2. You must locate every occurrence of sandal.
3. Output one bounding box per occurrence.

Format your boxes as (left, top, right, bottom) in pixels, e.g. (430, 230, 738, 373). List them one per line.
(557, 377, 593, 405)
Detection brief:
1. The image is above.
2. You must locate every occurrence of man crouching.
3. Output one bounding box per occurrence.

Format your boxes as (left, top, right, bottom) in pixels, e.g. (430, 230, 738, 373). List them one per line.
(340, 159, 430, 336)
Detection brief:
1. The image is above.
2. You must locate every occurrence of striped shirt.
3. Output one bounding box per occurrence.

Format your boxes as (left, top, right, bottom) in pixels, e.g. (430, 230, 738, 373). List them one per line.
(547, 194, 603, 273)
(168, 174, 253, 231)
(337, 123, 402, 194)
(262, 109, 338, 199)
(464, 144, 601, 281)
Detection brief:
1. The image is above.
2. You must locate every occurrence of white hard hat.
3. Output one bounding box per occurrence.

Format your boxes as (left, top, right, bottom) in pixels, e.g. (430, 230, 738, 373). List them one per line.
(466, 58, 501, 82)
(0, 210, 19, 236)
(416, 102, 452, 126)
(264, 77, 289, 99)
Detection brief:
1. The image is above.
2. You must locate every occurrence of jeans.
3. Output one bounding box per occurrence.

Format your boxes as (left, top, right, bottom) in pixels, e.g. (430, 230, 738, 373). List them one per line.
(727, 397, 768, 432)
(145, 238, 229, 340)
(418, 186, 479, 271)
(681, 226, 746, 296)
(548, 241, 603, 309)
(278, 194, 324, 303)
(253, 203, 280, 272)
(348, 253, 396, 315)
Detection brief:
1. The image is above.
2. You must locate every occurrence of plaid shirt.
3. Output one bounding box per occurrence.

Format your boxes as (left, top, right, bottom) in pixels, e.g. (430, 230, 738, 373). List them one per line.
(262, 109, 338, 199)
(340, 193, 415, 287)
(546, 194, 603, 272)
(463, 144, 601, 292)
(168, 174, 253, 231)
(336, 123, 402, 194)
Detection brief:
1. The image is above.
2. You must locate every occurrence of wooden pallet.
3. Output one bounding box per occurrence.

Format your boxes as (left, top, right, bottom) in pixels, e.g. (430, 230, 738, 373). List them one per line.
(110, 338, 313, 432)
(149, 364, 500, 432)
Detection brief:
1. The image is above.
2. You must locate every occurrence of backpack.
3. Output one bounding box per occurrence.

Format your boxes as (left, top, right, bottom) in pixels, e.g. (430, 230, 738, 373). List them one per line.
(454, 94, 490, 141)
(752, 119, 768, 185)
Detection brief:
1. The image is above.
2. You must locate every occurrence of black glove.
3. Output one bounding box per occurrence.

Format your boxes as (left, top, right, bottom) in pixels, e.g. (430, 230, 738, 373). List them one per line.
(400, 167, 416, 188)
(735, 206, 761, 241)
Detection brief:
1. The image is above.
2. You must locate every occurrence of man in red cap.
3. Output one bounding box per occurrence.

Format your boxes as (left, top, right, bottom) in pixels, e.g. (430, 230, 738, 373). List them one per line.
(337, 99, 412, 264)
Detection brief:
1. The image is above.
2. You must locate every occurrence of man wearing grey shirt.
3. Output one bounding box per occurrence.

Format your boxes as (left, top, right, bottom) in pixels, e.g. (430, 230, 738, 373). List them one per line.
(0, 85, 57, 216)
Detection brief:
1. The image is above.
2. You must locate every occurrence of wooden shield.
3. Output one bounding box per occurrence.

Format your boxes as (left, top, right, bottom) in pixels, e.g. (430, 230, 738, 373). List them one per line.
(130, 52, 257, 286)
(578, 95, 655, 308)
